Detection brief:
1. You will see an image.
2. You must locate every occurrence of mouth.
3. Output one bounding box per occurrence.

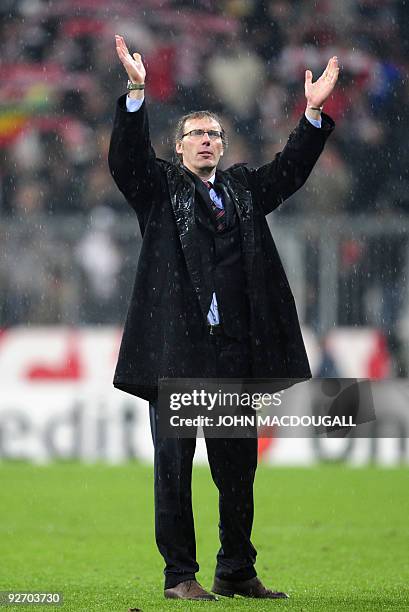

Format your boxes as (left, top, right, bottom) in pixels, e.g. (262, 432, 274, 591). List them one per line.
(198, 151, 213, 158)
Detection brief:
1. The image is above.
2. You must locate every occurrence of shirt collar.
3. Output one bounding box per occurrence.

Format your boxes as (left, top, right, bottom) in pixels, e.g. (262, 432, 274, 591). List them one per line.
(181, 165, 216, 184)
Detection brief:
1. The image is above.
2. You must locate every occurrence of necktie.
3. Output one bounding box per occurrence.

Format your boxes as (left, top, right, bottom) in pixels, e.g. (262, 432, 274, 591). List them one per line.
(203, 180, 226, 232)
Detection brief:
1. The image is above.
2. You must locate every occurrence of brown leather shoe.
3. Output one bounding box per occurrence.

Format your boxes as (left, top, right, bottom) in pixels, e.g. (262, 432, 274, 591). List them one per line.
(212, 576, 289, 599)
(164, 579, 218, 600)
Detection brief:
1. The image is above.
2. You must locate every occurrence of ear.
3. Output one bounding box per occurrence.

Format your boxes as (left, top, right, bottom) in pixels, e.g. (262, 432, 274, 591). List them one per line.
(176, 141, 183, 155)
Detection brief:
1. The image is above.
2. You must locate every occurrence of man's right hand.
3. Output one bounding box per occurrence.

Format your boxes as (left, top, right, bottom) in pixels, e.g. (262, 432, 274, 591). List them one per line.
(115, 34, 146, 89)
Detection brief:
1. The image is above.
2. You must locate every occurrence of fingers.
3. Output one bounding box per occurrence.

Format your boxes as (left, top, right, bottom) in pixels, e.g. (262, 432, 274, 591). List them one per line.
(115, 34, 133, 63)
(305, 69, 313, 83)
(322, 56, 339, 82)
(115, 34, 129, 54)
(115, 34, 144, 74)
(133, 52, 143, 66)
(115, 34, 127, 63)
(115, 34, 146, 84)
(115, 34, 125, 54)
(307, 56, 339, 86)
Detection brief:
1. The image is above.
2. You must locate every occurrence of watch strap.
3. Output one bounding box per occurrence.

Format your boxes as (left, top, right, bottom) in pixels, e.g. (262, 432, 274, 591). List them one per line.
(127, 80, 145, 90)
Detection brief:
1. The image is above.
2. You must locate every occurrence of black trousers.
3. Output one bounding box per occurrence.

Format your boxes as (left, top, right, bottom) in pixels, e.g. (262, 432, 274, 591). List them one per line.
(149, 332, 258, 589)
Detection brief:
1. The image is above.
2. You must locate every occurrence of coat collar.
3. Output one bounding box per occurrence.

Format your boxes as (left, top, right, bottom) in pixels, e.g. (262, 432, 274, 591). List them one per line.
(167, 164, 253, 224)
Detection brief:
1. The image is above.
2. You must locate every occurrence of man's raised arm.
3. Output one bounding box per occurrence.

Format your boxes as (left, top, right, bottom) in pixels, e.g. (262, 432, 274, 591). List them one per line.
(108, 35, 159, 212)
(237, 56, 340, 215)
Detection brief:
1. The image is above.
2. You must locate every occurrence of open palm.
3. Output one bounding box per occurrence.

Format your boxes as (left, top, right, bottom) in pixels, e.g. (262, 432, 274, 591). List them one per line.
(305, 56, 339, 108)
(115, 34, 146, 84)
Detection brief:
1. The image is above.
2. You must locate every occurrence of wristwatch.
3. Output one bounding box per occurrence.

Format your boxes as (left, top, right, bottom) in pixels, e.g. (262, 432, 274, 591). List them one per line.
(127, 80, 145, 90)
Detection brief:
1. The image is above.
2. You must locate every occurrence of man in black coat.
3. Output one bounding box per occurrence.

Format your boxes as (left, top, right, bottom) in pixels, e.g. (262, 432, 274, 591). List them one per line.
(109, 34, 339, 601)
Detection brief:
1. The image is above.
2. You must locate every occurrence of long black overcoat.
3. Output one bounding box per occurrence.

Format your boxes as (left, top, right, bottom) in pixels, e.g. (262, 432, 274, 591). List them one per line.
(108, 95, 335, 401)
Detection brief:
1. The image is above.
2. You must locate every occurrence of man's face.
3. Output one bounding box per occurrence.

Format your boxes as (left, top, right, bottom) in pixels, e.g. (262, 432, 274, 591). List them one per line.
(176, 117, 224, 177)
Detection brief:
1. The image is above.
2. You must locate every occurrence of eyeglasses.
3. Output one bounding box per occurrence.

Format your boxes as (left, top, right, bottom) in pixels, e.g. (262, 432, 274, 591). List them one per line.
(181, 129, 222, 140)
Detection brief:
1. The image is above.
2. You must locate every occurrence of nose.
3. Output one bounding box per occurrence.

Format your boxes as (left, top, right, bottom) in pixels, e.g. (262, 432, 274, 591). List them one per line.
(202, 132, 211, 143)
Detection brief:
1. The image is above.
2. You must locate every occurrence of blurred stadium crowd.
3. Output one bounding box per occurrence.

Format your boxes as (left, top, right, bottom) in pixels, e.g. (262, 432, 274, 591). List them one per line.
(2, 0, 409, 216)
(1, 0, 409, 374)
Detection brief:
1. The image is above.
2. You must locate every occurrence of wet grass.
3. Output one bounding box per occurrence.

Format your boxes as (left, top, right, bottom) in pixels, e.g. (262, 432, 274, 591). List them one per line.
(1, 462, 408, 611)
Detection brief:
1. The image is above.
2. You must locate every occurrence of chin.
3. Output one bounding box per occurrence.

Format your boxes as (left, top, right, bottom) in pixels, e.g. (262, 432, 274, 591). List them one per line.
(198, 161, 216, 170)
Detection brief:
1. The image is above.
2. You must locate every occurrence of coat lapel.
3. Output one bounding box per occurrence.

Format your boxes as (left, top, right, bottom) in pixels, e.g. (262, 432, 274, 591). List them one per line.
(166, 165, 211, 319)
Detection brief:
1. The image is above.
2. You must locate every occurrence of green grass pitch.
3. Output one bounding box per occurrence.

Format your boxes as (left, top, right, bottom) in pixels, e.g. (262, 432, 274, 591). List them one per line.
(1, 462, 408, 611)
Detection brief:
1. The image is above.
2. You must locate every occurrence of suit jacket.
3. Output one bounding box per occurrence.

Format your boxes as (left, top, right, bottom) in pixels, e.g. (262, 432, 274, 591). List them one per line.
(108, 95, 335, 401)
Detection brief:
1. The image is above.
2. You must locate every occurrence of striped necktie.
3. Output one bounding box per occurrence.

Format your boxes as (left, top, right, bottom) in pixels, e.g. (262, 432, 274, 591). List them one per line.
(203, 180, 226, 232)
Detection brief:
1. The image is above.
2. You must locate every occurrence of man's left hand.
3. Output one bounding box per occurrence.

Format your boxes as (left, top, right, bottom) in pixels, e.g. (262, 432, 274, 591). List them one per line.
(305, 56, 339, 108)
